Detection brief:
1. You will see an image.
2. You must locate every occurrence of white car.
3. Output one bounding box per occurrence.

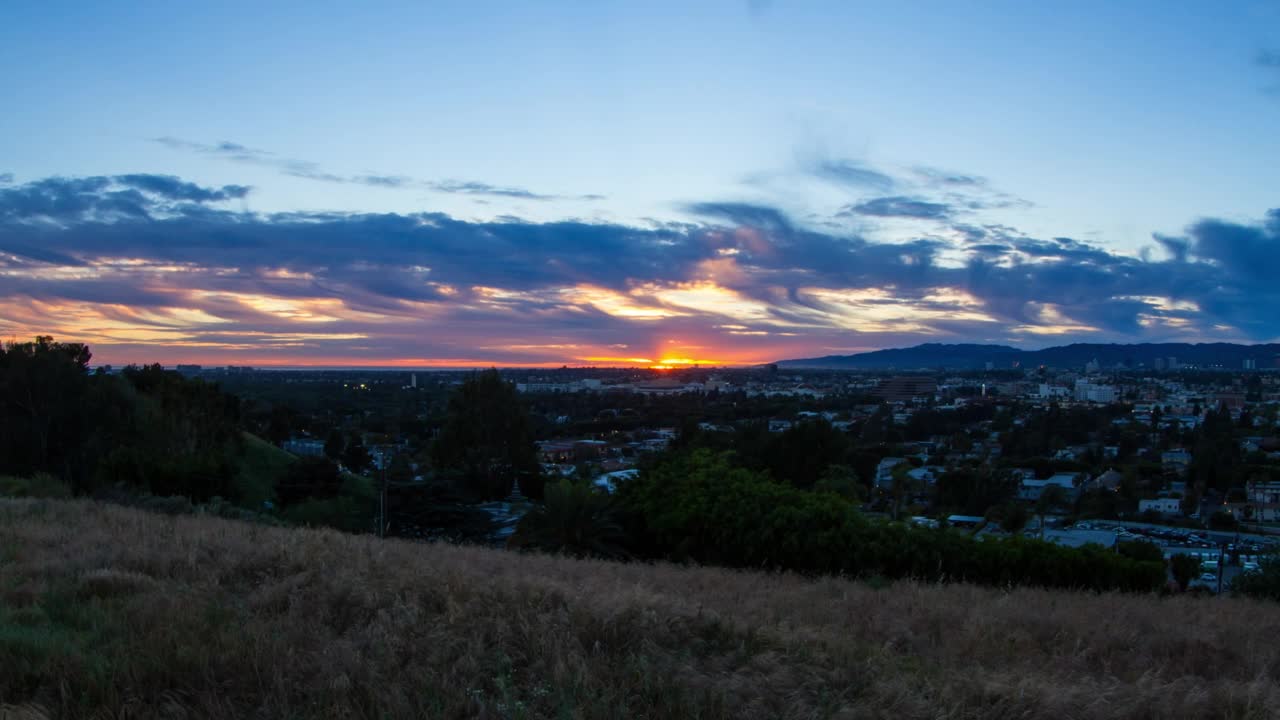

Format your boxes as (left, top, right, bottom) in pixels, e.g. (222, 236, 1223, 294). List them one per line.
(1199, 572, 1218, 583)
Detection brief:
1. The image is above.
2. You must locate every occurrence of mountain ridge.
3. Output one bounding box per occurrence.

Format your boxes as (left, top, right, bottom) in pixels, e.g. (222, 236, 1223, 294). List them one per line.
(776, 342, 1280, 370)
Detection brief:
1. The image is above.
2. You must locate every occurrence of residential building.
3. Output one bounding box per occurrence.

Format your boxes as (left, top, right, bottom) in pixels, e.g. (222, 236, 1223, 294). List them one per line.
(875, 457, 908, 489)
(1138, 498, 1182, 516)
(1018, 472, 1085, 502)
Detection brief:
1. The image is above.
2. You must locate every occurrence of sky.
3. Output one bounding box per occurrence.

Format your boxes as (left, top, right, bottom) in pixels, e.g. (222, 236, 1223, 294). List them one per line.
(1, 1, 1279, 367)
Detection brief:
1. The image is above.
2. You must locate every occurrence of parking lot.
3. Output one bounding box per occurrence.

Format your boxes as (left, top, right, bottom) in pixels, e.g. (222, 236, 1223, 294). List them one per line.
(1063, 520, 1276, 592)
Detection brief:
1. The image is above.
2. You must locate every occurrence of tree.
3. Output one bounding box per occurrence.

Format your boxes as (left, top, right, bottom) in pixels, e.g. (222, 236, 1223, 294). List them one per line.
(935, 467, 1016, 515)
(266, 405, 293, 445)
(888, 462, 918, 521)
(341, 436, 373, 474)
(387, 453, 415, 484)
(761, 419, 851, 489)
(1036, 485, 1069, 539)
(813, 464, 863, 502)
(324, 429, 346, 461)
(510, 479, 628, 559)
(276, 456, 343, 507)
(988, 502, 1029, 534)
(0, 336, 93, 486)
(1232, 554, 1280, 601)
(1170, 554, 1201, 592)
(430, 369, 541, 500)
(1117, 540, 1164, 565)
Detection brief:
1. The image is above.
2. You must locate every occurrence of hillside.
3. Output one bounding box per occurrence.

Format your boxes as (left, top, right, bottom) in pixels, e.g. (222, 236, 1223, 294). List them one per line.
(778, 342, 1280, 370)
(2, 499, 1279, 720)
(232, 432, 297, 509)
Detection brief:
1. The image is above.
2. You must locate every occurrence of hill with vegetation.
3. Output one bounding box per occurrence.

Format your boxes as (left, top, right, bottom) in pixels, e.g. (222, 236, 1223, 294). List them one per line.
(778, 342, 1280, 369)
(2, 498, 1279, 720)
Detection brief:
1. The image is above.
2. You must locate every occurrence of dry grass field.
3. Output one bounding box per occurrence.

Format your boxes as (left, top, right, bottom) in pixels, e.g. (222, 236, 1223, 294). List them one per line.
(2, 497, 1278, 720)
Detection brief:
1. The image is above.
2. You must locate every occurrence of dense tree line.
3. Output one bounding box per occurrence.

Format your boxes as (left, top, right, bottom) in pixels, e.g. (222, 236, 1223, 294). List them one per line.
(0, 337, 244, 502)
(607, 449, 1166, 593)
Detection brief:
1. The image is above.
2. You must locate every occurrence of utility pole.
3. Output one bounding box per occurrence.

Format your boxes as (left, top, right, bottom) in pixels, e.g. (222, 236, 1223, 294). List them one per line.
(378, 463, 388, 538)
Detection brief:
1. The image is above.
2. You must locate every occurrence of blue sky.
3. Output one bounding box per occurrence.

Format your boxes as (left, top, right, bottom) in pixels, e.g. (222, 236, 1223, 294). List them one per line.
(1, 1, 1278, 365)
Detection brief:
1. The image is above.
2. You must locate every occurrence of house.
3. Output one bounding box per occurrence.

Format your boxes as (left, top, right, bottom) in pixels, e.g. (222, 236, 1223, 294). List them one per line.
(1162, 449, 1192, 475)
(1090, 469, 1124, 492)
(1138, 497, 1182, 516)
(907, 466, 944, 485)
(1242, 480, 1280, 523)
(1019, 473, 1085, 503)
(875, 457, 908, 489)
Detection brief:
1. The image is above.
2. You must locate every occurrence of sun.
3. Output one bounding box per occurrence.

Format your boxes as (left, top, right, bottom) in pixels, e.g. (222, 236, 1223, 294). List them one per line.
(649, 357, 709, 370)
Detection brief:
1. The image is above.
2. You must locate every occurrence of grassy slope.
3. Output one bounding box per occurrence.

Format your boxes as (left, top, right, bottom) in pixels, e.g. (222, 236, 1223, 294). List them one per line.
(233, 433, 375, 506)
(2, 499, 1279, 720)
(232, 432, 296, 508)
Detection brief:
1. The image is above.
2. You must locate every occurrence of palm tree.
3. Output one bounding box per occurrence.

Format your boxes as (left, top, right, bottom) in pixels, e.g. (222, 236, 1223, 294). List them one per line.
(510, 479, 629, 559)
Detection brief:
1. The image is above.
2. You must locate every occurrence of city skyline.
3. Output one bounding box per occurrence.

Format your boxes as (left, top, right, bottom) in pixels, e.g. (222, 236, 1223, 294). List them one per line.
(2, 1, 1279, 367)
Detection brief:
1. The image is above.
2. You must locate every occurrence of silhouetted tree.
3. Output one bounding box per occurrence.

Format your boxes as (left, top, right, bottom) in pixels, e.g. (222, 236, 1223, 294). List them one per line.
(430, 369, 541, 500)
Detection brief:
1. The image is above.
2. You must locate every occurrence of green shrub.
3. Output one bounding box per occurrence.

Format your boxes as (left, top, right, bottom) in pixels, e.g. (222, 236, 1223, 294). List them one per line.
(617, 450, 1166, 593)
(0, 473, 73, 499)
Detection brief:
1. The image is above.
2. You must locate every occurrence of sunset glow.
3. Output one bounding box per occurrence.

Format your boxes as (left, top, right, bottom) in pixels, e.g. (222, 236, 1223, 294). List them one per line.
(2, 3, 1278, 366)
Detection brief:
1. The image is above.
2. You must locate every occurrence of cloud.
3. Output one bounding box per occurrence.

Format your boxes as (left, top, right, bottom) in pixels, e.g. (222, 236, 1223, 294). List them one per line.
(0, 173, 13, 185)
(425, 180, 554, 200)
(913, 166, 987, 187)
(116, 174, 249, 202)
(153, 136, 603, 201)
(810, 160, 896, 191)
(0, 174, 246, 225)
(843, 196, 953, 221)
(2, 173, 1278, 365)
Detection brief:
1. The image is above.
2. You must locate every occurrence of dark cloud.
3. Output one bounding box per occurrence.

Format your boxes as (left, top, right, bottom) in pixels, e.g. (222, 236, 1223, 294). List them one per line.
(810, 160, 896, 191)
(3, 173, 1279, 360)
(686, 201, 794, 231)
(1154, 233, 1191, 262)
(117, 174, 250, 202)
(844, 196, 953, 221)
(0, 174, 244, 224)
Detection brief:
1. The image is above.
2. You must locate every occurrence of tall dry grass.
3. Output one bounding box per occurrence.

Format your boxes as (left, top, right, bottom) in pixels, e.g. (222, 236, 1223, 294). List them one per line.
(1, 497, 1278, 719)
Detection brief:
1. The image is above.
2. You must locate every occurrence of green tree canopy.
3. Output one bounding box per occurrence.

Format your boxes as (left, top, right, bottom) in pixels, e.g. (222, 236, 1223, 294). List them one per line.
(430, 369, 541, 500)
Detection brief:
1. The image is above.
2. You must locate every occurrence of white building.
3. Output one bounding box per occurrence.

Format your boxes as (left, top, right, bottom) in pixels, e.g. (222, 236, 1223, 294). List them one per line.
(1074, 380, 1117, 403)
(1019, 473, 1084, 502)
(1138, 498, 1183, 516)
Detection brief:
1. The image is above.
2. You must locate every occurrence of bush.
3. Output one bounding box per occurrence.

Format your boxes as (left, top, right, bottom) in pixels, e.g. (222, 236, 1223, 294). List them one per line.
(617, 450, 1167, 593)
(0, 473, 73, 499)
(511, 479, 628, 559)
(1208, 510, 1238, 530)
(1232, 554, 1280, 601)
(1118, 540, 1164, 564)
(281, 496, 372, 533)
